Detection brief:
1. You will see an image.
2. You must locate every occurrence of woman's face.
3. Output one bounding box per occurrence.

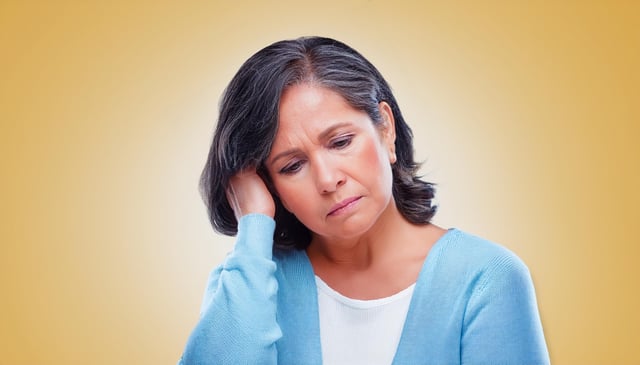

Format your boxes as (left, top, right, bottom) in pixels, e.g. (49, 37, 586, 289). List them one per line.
(266, 83, 397, 241)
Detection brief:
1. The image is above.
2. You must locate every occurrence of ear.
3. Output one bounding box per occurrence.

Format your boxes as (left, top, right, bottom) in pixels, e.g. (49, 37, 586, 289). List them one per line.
(378, 101, 397, 164)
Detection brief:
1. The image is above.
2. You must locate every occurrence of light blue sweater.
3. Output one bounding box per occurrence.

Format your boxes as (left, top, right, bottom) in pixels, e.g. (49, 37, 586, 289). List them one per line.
(179, 214, 549, 365)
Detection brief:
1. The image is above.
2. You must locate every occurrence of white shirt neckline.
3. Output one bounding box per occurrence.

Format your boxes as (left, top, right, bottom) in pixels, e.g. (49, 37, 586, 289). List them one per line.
(315, 275, 416, 365)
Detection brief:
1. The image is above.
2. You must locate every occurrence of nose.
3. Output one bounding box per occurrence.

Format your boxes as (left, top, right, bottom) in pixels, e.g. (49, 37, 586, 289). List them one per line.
(312, 154, 346, 194)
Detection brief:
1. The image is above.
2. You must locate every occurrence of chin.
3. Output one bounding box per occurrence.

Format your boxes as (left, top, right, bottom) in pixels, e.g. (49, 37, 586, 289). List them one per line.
(321, 213, 382, 241)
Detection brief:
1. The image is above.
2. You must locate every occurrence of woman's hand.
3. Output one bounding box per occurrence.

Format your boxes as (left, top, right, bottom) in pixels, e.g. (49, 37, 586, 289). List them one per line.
(226, 168, 276, 220)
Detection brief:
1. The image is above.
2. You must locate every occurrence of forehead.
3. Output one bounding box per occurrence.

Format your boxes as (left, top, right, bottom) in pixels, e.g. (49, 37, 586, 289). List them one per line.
(276, 84, 367, 137)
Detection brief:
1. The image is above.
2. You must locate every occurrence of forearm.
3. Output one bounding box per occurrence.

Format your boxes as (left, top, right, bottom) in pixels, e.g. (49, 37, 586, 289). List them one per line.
(179, 214, 281, 365)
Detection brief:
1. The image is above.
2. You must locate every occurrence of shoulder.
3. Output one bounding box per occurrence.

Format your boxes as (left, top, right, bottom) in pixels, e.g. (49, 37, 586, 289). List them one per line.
(432, 229, 529, 276)
(423, 229, 533, 300)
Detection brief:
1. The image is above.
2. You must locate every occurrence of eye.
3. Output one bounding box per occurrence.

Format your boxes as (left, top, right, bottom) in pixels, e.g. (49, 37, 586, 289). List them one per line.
(279, 160, 305, 175)
(330, 134, 354, 149)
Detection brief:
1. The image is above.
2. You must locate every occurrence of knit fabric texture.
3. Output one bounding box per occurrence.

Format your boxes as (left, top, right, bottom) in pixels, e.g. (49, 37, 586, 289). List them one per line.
(178, 213, 550, 365)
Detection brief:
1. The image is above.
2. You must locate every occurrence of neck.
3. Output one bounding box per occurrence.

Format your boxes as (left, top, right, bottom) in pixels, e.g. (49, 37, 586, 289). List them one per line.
(306, 199, 446, 300)
(307, 199, 412, 270)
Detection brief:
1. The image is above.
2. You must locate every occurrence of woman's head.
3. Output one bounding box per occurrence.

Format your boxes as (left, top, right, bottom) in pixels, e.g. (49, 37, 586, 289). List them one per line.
(201, 36, 436, 250)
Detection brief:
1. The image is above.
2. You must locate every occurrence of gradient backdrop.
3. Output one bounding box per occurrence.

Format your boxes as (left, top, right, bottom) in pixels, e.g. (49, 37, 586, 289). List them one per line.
(1, 1, 638, 364)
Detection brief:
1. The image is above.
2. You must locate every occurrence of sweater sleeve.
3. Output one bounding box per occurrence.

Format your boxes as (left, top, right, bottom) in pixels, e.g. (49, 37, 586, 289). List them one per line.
(461, 252, 550, 365)
(178, 214, 282, 365)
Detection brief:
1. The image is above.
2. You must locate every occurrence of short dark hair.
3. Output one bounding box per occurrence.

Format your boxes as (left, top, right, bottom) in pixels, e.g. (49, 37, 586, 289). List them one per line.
(200, 36, 436, 251)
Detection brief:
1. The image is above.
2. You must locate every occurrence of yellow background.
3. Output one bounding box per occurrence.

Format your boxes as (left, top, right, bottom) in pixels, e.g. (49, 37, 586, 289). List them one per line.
(1, 1, 638, 364)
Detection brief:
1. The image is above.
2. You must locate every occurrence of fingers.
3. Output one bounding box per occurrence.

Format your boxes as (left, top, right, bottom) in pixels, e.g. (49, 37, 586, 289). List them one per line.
(226, 168, 276, 220)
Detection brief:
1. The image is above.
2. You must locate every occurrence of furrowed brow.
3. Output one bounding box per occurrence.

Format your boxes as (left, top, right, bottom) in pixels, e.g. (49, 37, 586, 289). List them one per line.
(317, 122, 351, 142)
(268, 122, 353, 166)
(269, 148, 299, 166)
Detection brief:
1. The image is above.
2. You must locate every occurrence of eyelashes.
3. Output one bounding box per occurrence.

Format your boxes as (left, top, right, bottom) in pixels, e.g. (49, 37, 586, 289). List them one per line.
(280, 160, 304, 174)
(330, 134, 353, 149)
(278, 134, 355, 175)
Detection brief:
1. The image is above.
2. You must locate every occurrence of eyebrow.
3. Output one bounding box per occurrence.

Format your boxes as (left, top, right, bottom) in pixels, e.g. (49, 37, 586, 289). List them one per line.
(268, 122, 353, 166)
(318, 122, 352, 142)
(269, 148, 299, 167)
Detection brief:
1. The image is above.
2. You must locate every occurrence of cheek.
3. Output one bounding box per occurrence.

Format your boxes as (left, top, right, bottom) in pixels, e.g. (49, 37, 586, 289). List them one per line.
(364, 140, 394, 193)
(360, 139, 377, 158)
(362, 139, 392, 174)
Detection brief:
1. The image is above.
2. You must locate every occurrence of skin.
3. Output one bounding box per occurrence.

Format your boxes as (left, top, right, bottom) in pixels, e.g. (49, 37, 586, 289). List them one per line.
(226, 83, 446, 299)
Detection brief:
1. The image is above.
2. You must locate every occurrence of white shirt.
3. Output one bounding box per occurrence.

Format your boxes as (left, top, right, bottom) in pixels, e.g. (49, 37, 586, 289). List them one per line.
(315, 276, 415, 365)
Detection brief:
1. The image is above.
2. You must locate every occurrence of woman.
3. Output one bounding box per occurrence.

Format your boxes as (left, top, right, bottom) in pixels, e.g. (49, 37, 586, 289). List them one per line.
(179, 36, 549, 365)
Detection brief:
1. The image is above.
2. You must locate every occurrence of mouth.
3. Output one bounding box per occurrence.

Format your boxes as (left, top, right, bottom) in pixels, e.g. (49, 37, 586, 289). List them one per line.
(328, 196, 362, 216)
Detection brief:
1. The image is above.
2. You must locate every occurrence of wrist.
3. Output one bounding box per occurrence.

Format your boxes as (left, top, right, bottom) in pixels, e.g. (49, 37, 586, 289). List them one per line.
(235, 214, 276, 258)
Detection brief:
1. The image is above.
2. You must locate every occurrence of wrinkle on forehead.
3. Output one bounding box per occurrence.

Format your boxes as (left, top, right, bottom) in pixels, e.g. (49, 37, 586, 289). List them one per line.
(268, 83, 377, 168)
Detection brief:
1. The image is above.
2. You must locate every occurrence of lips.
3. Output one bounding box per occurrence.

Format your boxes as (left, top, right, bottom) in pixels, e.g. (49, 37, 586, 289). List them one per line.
(328, 196, 362, 216)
